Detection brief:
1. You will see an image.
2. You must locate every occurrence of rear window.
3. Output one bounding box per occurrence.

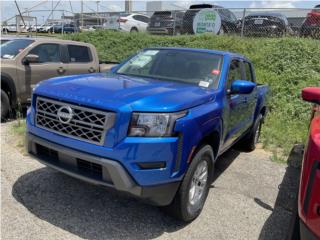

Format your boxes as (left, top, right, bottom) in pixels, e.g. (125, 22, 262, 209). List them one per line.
(190, 4, 214, 9)
(153, 11, 172, 16)
(67, 45, 92, 63)
(314, 5, 320, 12)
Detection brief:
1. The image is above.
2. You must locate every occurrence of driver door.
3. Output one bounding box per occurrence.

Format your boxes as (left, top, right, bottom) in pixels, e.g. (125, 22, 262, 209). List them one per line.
(19, 43, 66, 96)
(222, 59, 248, 149)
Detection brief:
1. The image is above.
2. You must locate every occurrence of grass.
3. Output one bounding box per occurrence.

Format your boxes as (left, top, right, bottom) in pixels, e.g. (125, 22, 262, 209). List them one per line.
(11, 120, 27, 154)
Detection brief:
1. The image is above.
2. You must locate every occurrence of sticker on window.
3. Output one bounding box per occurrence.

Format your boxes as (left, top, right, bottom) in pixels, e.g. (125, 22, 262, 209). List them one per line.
(211, 69, 220, 75)
(144, 50, 159, 56)
(131, 55, 153, 68)
(199, 81, 210, 88)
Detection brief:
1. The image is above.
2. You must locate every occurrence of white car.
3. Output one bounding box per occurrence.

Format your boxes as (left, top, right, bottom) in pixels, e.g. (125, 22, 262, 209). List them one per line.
(117, 13, 150, 32)
(2, 24, 17, 32)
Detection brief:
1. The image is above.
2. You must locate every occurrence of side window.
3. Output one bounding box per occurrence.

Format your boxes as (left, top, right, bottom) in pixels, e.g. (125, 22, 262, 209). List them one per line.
(67, 45, 92, 63)
(141, 16, 150, 23)
(244, 62, 254, 82)
(133, 15, 141, 21)
(227, 60, 242, 89)
(29, 44, 61, 63)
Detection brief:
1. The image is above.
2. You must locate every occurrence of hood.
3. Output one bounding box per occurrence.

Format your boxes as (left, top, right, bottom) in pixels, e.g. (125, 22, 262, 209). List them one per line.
(34, 73, 215, 112)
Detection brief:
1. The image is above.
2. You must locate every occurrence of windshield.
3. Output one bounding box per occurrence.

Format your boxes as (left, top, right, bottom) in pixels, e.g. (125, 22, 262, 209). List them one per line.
(1, 39, 34, 59)
(116, 49, 223, 88)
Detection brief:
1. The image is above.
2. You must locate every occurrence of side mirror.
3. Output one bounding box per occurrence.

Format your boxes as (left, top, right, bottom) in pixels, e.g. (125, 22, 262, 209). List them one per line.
(230, 80, 256, 94)
(302, 87, 320, 104)
(23, 54, 39, 65)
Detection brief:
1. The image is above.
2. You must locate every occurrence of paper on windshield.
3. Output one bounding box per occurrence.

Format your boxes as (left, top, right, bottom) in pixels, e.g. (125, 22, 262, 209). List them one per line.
(130, 50, 159, 68)
(144, 50, 159, 56)
(199, 81, 210, 88)
(131, 55, 153, 68)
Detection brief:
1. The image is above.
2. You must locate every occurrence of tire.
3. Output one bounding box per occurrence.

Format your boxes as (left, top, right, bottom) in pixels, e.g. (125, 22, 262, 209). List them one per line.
(1, 89, 10, 121)
(218, 26, 226, 35)
(163, 145, 214, 222)
(174, 28, 181, 36)
(238, 114, 263, 151)
(130, 27, 138, 33)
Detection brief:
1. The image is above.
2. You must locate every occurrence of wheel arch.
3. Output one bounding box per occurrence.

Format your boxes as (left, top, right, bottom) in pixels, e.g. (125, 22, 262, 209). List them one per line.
(1, 73, 17, 107)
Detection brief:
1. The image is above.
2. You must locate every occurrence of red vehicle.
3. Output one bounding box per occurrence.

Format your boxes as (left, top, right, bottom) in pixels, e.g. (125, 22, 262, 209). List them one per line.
(300, 4, 320, 39)
(298, 87, 320, 239)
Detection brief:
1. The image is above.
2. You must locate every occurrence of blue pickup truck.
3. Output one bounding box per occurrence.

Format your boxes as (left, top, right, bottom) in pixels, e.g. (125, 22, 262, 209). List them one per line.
(26, 47, 268, 222)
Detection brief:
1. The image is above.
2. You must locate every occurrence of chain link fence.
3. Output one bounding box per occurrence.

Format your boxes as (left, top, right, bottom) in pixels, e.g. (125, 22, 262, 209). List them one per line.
(2, 7, 319, 39)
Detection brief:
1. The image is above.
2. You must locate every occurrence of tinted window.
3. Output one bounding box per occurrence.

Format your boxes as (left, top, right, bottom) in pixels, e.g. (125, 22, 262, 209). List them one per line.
(227, 60, 242, 89)
(67, 45, 91, 63)
(244, 62, 254, 82)
(140, 16, 150, 23)
(1, 39, 10, 44)
(133, 15, 149, 23)
(133, 15, 141, 21)
(190, 4, 215, 9)
(117, 49, 223, 88)
(29, 44, 61, 63)
(1, 39, 34, 59)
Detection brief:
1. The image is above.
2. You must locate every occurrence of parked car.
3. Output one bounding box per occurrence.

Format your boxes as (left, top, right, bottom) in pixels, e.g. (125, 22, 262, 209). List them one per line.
(38, 24, 54, 33)
(117, 13, 150, 32)
(26, 47, 269, 222)
(243, 12, 293, 37)
(289, 87, 320, 240)
(49, 24, 79, 33)
(1, 38, 116, 120)
(300, 4, 320, 39)
(182, 4, 239, 35)
(2, 24, 18, 33)
(147, 11, 185, 35)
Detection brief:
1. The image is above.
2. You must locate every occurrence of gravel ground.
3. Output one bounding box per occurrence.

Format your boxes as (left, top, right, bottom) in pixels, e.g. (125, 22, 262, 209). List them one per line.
(1, 121, 301, 240)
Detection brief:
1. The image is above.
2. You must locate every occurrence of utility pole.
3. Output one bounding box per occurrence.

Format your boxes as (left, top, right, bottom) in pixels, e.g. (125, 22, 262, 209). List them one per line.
(125, 0, 132, 13)
(52, 0, 54, 21)
(96, 1, 100, 25)
(81, 0, 83, 28)
(14, 0, 26, 28)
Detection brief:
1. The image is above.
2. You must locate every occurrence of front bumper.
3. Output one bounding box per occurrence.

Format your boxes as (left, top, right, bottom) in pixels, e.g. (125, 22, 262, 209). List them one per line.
(27, 132, 180, 206)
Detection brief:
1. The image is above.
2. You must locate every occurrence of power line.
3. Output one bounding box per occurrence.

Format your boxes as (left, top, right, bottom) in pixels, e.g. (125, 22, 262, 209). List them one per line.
(45, 0, 61, 23)
(14, 0, 26, 26)
(69, 0, 74, 13)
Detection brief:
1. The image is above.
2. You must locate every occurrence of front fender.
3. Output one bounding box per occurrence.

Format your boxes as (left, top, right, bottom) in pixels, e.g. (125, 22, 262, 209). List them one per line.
(174, 100, 223, 177)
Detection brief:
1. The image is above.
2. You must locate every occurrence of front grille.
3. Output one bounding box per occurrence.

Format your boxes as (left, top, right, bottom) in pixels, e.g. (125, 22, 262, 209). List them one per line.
(35, 97, 115, 145)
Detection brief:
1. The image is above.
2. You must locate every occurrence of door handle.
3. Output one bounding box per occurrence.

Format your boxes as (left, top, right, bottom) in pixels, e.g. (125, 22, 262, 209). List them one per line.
(88, 67, 96, 73)
(57, 67, 66, 74)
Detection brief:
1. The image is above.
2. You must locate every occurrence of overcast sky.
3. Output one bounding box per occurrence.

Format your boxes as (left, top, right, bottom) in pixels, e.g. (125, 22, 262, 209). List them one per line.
(1, 0, 318, 23)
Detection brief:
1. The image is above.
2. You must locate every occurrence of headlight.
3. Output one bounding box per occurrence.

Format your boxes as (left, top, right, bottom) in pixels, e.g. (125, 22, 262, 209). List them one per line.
(128, 112, 186, 137)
